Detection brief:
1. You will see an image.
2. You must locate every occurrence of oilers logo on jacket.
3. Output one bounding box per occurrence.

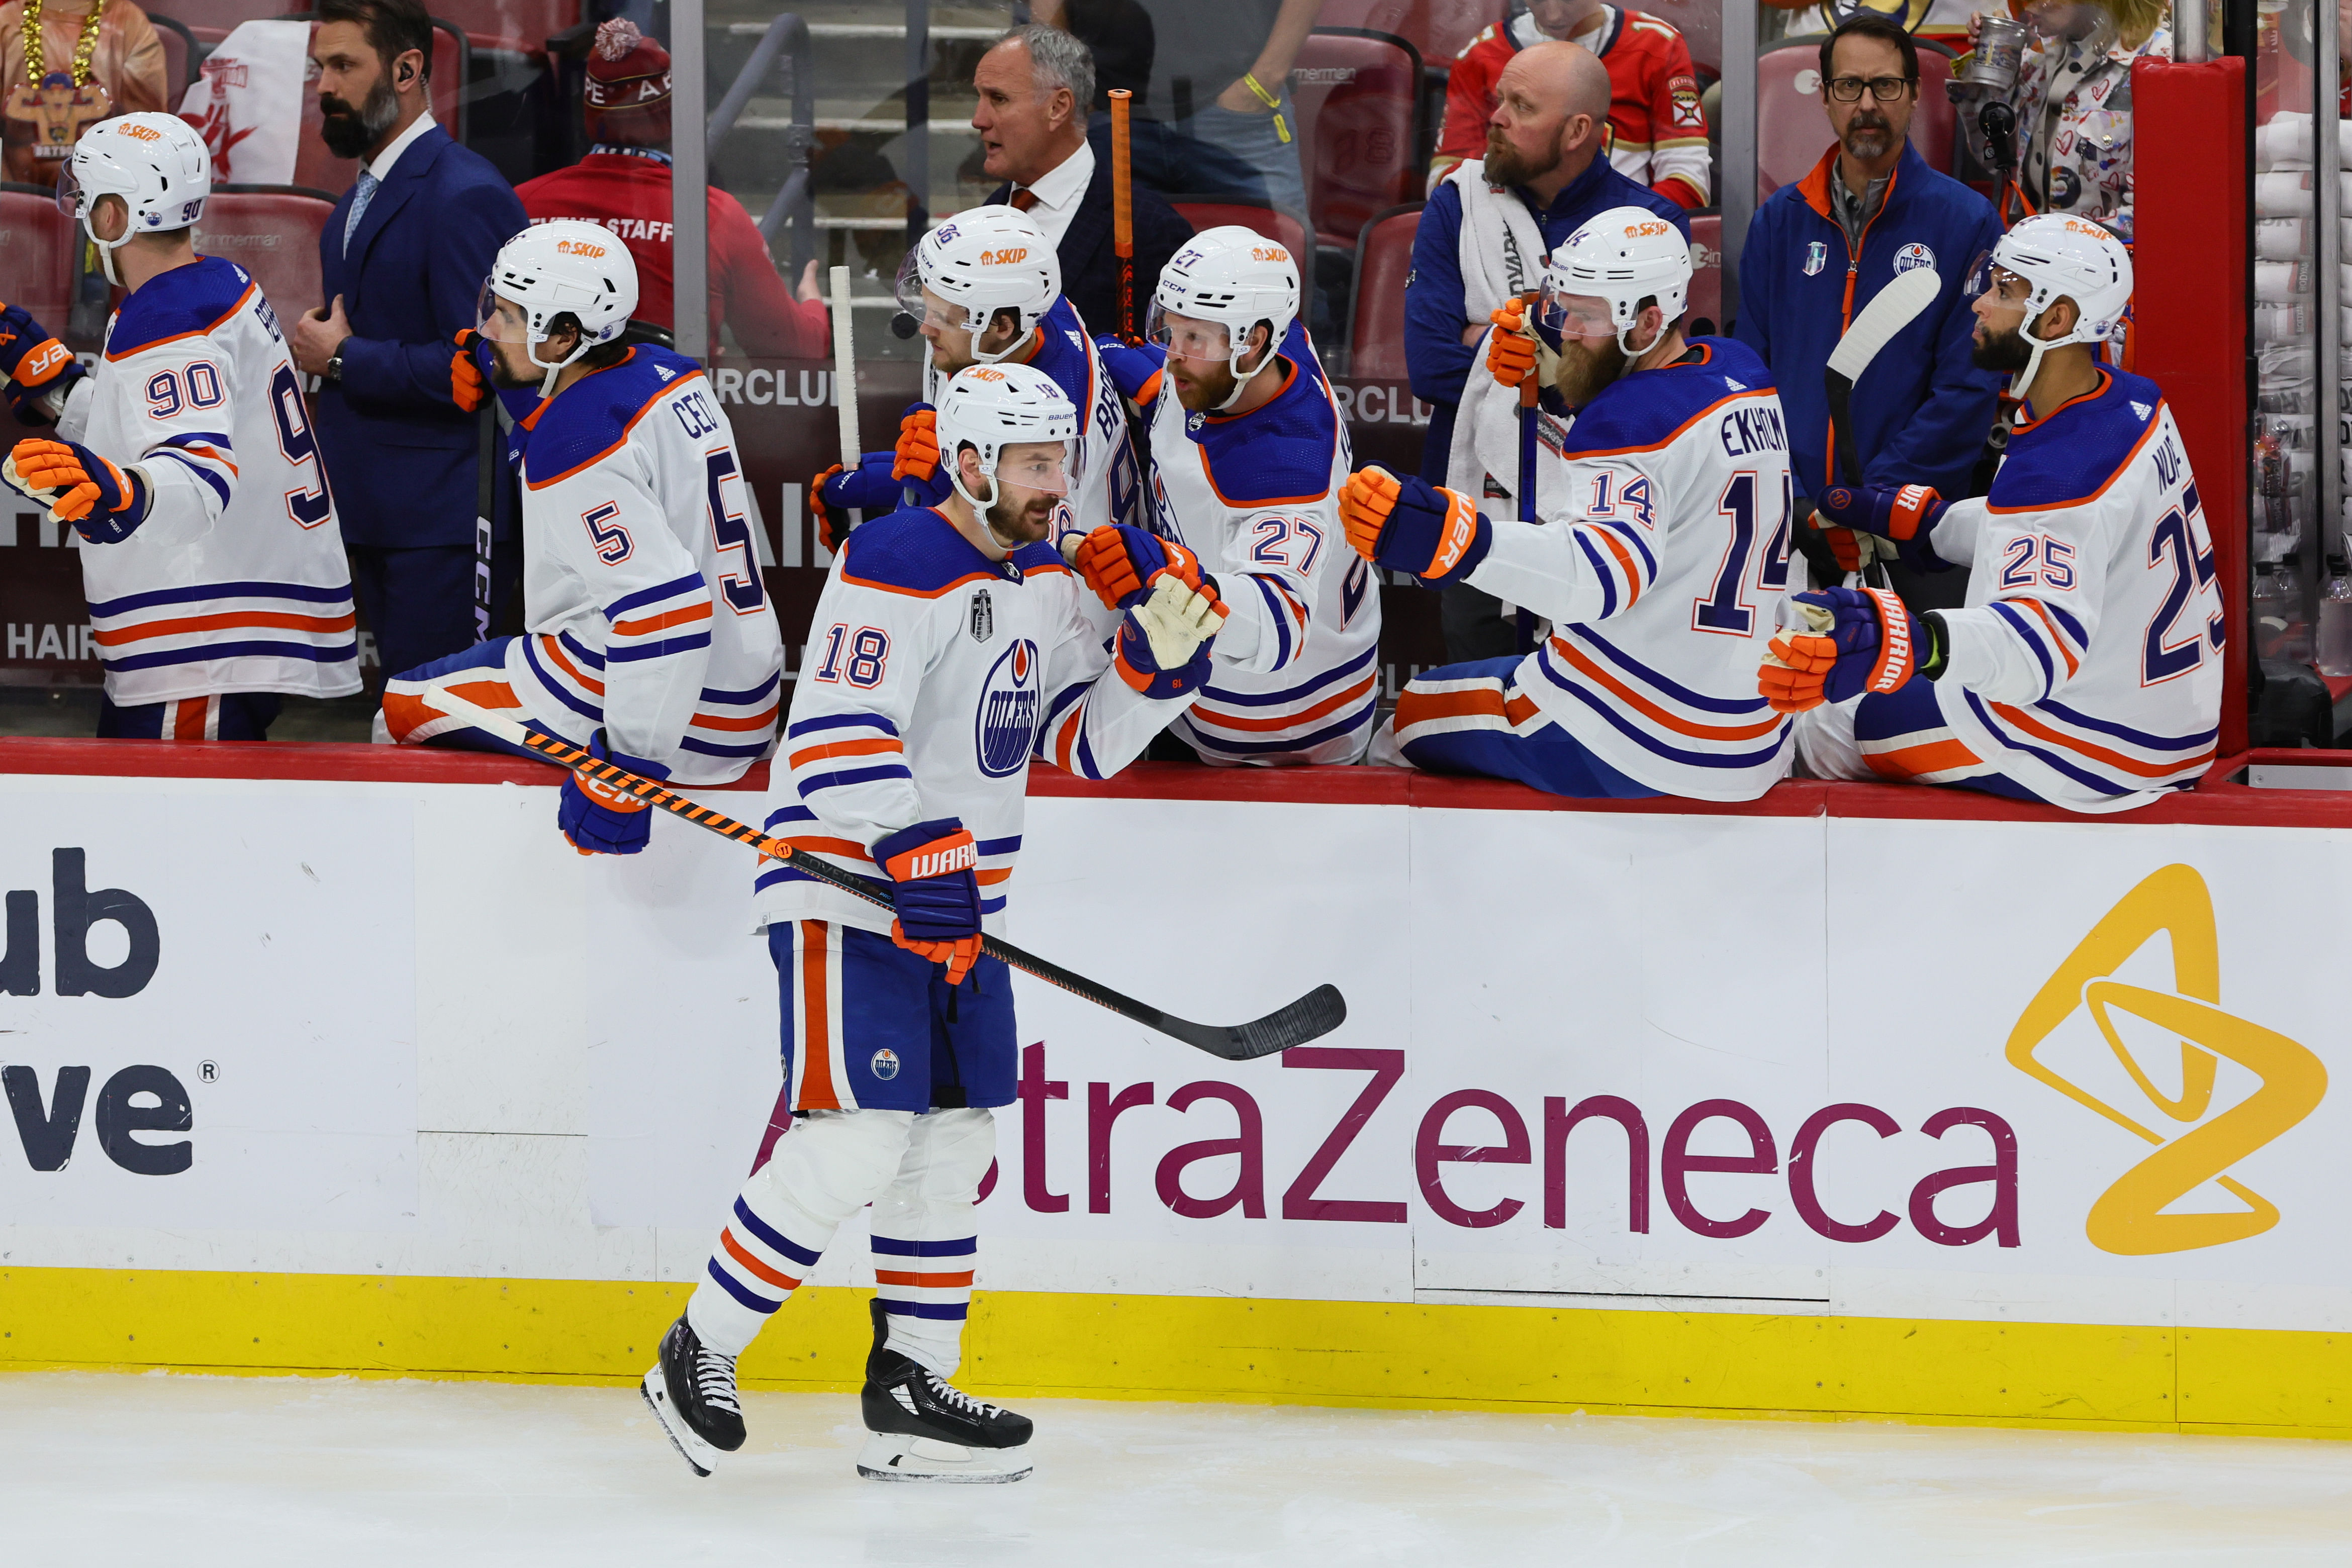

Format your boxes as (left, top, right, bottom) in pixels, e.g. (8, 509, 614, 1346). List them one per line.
(1892, 368, 2222, 812)
(1133, 321, 1379, 765)
(57, 255, 359, 705)
(755, 506, 1205, 937)
(1433, 336, 1795, 800)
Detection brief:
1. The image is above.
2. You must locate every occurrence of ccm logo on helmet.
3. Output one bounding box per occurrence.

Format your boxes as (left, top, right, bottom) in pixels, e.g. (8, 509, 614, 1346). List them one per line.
(121, 123, 163, 141)
(981, 246, 1029, 265)
(1624, 221, 1672, 238)
(1251, 245, 1289, 263)
(555, 239, 608, 257)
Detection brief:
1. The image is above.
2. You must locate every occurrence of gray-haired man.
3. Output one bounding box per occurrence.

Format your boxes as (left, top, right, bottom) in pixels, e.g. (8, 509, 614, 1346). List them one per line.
(973, 23, 1192, 340)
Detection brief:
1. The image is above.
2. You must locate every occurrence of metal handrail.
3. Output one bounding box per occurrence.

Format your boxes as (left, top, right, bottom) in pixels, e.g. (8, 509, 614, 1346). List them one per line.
(707, 12, 816, 271)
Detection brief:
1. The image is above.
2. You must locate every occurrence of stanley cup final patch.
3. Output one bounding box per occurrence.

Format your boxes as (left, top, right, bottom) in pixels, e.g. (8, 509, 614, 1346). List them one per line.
(971, 587, 994, 642)
(1804, 241, 1828, 277)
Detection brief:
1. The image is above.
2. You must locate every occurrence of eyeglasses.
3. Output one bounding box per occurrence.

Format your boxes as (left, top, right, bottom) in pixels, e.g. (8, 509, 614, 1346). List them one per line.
(1825, 75, 1916, 102)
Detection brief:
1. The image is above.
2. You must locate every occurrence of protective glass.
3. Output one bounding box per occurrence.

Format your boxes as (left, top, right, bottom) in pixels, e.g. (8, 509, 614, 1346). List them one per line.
(1534, 279, 1621, 342)
(1147, 301, 1233, 365)
(1825, 75, 1915, 101)
(474, 281, 533, 344)
(988, 440, 1071, 497)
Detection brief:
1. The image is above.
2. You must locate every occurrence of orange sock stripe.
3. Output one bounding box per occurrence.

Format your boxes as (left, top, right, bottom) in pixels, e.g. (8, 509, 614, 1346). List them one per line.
(872, 1268, 976, 1289)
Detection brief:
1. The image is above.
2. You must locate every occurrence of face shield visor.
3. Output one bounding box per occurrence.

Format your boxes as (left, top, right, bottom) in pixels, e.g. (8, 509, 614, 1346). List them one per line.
(983, 439, 1072, 499)
(1533, 277, 1625, 353)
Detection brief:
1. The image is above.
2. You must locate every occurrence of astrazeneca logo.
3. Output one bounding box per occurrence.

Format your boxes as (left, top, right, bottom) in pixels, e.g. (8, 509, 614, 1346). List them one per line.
(2006, 864, 2326, 1256)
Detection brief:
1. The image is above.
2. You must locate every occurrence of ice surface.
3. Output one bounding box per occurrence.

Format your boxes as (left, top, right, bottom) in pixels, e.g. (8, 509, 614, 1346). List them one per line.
(6, 1371, 2349, 1565)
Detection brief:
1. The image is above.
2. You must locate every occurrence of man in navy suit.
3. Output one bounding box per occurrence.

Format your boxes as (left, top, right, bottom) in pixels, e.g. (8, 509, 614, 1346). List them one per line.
(974, 24, 1190, 343)
(291, 0, 527, 683)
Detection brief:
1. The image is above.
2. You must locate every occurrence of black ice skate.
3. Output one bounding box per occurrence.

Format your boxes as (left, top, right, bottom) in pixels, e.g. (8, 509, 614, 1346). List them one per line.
(856, 1297, 1033, 1483)
(641, 1315, 745, 1477)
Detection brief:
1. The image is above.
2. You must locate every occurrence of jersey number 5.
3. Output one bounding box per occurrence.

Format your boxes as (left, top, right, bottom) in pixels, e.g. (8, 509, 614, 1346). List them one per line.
(706, 449, 766, 613)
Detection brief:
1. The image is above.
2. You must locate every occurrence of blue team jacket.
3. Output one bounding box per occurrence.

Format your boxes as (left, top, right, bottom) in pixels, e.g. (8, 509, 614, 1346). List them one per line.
(1733, 142, 2005, 503)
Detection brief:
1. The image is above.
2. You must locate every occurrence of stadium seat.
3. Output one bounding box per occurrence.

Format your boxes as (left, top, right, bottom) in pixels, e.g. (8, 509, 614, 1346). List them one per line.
(1757, 35, 1957, 200)
(1639, 0, 1721, 79)
(1348, 203, 1421, 382)
(1313, 0, 1508, 68)
(198, 185, 336, 325)
(1170, 200, 1314, 271)
(1292, 29, 1426, 253)
(1684, 211, 1722, 336)
(148, 12, 200, 106)
(0, 182, 77, 328)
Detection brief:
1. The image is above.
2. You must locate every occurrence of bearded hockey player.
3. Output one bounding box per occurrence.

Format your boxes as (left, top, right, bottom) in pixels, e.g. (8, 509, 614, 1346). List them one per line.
(0, 113, 359, 738)
(640, 363, 1222, 1483)
(1080, 226, 1380, 765)
(1341, 207, 1795, 801)
(812, 205, 1138, 552)
(381, 221, 784, 849)
(1761, 216, 2222, 813)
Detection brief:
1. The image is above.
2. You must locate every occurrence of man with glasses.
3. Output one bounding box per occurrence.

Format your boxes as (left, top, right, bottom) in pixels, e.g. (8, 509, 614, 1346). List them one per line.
(1734, 13, 2002, 610)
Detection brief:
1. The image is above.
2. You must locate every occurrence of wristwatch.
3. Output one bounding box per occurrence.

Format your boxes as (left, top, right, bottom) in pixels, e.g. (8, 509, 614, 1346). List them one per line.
(323, 352, 343, 385)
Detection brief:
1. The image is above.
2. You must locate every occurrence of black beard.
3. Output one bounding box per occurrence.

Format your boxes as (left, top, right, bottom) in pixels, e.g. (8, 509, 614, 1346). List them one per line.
(1972, 324, 2033, 373)
(319, 76, 401, 160)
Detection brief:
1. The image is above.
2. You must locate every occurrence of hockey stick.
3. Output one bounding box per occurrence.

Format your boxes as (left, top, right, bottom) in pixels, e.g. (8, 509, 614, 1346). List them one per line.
(1823, 268, 1940, 587)
(417, 690, 1344, 1061)
(1109, 87, 1138, 344)
(1514, 347, 1539, 656)
(828, 263, 869, 539)
(473, 401, 496, 640)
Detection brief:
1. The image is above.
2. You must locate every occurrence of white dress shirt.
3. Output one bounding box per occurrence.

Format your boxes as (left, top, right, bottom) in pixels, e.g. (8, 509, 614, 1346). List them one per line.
(1010, 138, 1094, 249)
(365, 110, 438, 182)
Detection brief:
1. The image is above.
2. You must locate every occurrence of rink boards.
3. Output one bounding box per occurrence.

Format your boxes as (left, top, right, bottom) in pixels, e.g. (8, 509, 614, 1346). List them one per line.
(2, 742, 2349, 1438)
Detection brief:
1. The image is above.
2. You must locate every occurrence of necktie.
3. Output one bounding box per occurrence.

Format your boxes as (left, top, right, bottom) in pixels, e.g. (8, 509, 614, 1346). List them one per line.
(344, 170, 380, 254)
(1009, 188, 1038, 213)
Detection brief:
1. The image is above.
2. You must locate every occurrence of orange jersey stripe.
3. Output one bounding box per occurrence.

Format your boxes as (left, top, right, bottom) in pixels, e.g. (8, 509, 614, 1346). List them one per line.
(171, 699, 208, 740)
(539, 634, 608, 697)
(2007, 598, 2082, 676)
(1589, 526, 1644, 602)
(1865, 737, 1983, 780)
(797, 921, 839, 1111)
(782, 834, 872, 861)
(1192, 673, 1376, 733)
(788, 736, 903, 770)
(612, 601, 714, 637)
(1549, 637, 1781, 742)
(1395, 684, 1540, 729)
(691, 702, 781, 733)
(95, 609, 354, 647)
(1988, 703, 2215, 779)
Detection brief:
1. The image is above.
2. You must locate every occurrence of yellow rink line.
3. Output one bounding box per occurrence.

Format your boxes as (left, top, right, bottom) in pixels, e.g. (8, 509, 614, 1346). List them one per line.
(2, 1267, 2345, 1440)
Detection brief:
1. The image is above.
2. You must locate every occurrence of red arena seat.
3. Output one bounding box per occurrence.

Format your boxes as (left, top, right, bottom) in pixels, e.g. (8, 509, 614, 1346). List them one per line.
(1348, 202, 1421, 381)
(1318, 0, 1509, 68)
(1170, 200, 1314, 270)
(1292, 29, 1426, 254)
(147, 12, 199, 104)
(0, 182, 77, 327)
(198, 185, 336, 325)
(1757, 35, 1956, 201)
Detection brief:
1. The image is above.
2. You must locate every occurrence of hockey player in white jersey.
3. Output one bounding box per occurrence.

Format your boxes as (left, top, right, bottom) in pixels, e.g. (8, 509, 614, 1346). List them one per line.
(811, 205, 1138, 552)
(1762, 216, 2221, 813)
(0, 114, 358, 739)
(1079, 226, 1380, 765)
(640, 363, 1221, 1483)
(382, 221, 784, 849)
(1340, 207, 1794, 801)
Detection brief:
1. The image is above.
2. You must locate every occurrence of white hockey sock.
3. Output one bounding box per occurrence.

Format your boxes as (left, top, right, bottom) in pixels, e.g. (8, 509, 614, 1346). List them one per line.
(869, 1106, 995, 1379)
(686, 1108, 914, 1358)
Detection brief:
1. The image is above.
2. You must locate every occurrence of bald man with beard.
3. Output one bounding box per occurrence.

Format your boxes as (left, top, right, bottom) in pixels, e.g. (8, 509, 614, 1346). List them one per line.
(1402, 40, 1689, 660)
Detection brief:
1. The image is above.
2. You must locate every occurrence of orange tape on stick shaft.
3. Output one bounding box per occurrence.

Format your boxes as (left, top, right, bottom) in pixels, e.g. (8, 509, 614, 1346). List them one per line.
(1110, 87, 1136, 342)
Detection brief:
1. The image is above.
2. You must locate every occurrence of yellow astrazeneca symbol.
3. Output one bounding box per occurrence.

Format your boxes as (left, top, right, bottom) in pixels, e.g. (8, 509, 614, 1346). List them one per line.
(2005, 864, 2327, 1256)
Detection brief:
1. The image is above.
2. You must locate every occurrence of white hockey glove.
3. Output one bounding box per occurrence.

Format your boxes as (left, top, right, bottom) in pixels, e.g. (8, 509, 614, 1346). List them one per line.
(1134, 575, 1224, 667)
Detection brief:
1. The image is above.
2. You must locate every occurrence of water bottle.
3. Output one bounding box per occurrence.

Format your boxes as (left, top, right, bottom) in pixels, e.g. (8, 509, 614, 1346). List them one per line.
(2277, 555, 2314, 663)
(2319, 556, 2352, 676)
(2253, 559, 2290, 660)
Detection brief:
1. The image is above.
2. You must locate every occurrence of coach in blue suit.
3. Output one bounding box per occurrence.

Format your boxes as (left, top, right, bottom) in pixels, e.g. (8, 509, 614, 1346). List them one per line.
(292, 0, 528, 682)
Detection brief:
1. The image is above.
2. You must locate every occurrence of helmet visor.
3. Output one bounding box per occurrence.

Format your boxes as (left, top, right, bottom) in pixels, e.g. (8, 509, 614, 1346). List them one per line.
(475, 281, 534, 344)
(893, 247, 927, 317)
(1964, 251, 2034, 308)
(52, 163, 81, 219)
(1534, 278, 1620, 343)
(989, 439, 1071, 497)
(1147, 300, 1233, 365)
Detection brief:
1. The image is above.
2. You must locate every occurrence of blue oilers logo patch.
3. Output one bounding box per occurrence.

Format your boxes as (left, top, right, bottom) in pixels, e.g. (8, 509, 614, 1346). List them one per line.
(1892, 242, 1936, 275)
(1803, 241, 1828, 277)
(971, 587, 994, 642)
(870, 1048, 901, 1081)
(975, 637, 1041, 778)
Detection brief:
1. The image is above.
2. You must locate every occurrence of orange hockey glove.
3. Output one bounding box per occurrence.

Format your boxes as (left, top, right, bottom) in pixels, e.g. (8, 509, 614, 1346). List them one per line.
(892, 403, 940, 483)
(1486, 297, 1537, 388)
(450, 328, 490, 413)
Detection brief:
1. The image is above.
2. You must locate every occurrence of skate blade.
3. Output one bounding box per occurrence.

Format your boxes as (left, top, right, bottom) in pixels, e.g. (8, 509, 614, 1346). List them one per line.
(641, 1364, 717, 1479)
(855, 1432, 1032, 1483)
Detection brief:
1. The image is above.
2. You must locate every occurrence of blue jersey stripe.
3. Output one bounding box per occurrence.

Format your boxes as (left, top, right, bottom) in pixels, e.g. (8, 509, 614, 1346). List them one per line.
(701, 670, 781, 704)
(523, 636, 605, 721)
(798, 762, 913, 793)
(1542, 658, 1789, 768)
(787, 711, 900, 739)
(1573, 532, 1619, 619)
(1248, 574, 1294, 667)
(607, 631, 713, 663)
(678, 734, 771, 758)
(876, 1298, 970, 1321)
(605, 572, 707, 620)
(1964, 691, 2133, 795)
(105, 638, 357, 671)
(705, 1257, 782, 1314)
(1565, 626, 1773, 715)
(1200, 643, 1378, 707)
(1587, 515, 1659, 581)
(1185, 699, 1374, 757)
(152, 449, 233, 508)
(975, 834, 1022, 854)
(2037, 700, 2217, 752)
(86, 578, 353, 616)
(559, 630, 606, 670)
(1989, 601, 2056, 698)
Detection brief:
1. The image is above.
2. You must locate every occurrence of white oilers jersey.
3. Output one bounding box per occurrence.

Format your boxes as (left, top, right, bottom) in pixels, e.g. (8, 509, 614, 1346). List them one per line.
(934, 297, 1141, 537)
(505, 345, 784, 784)
(1923, 369, 2223, 812)
(754, 507, 1198, 936)
(56, 254, 358, 705)
(1137, 322, 1380, 764)
(1467, 337, 1794, 801)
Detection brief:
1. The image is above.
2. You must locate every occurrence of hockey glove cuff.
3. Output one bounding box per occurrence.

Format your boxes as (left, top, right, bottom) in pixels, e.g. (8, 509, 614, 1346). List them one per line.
(7, 438, 150, 542)
(873, 818, 984, 986)
(1115, 575, 1221, 699)
(556, 731, 671, 856)
(1093, 336, 1167, 404)
(1340, 466, 1491, 584)
(0, 302, 73, 388)
(1812, 482, 1954, 573)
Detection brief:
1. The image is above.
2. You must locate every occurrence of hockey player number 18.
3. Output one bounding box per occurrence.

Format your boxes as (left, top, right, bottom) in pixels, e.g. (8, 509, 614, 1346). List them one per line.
(267, 363, 334, 530)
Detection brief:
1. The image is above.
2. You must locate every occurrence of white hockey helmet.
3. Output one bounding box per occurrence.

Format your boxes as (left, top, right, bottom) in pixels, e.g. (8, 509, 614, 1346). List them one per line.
(476, 219, 640, 395)
(55, 113, 210, 285)
(1148, 225, 1298, 409)
(935, 360, 1077, 514)
(1968, 214, 2132, 391)
(893, 206, 1061, 363)
(1537, 206, 1692, 357)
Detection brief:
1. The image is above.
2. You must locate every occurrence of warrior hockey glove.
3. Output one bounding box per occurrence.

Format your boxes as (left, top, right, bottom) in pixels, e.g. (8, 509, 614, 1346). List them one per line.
(1093, 336, 1166, 403)
(1114, 574, 1222, 698)
(556, 730, 670, 856)
(449, 328, 491, 413)
(5, 438, 150, 542)
(1812, 482, 1954, 572)
(1073, 523, 1224, 614)
(1756, 586, 1945, 714)
(0, 301, 80, 425)
(1486, 297, 1538, 388)
(1340, 465, 1490, 584)
(892, 402, 943, 484)
(872, 818, 984, 986)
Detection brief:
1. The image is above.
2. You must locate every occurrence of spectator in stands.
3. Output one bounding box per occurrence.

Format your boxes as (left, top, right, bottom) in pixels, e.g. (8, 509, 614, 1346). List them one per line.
(0, 0, 166, 185)
(1405, 40, 1688, 660)
(1431, 0, 1710, 211)
(1995, 0, 2170, 240)
(1039, 0, 1316, 219)
(974, 23, 1191, 342)
(291, 0, 526, 683)
(1733, 14, 2001, 610)
(515, 20, 827, 356)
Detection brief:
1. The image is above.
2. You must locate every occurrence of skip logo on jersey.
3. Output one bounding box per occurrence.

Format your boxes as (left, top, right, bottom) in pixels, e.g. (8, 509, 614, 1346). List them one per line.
(970, 588, 994, 643)
(974, 638, 1041, 778)
(2007, 864, 2326, 1256)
